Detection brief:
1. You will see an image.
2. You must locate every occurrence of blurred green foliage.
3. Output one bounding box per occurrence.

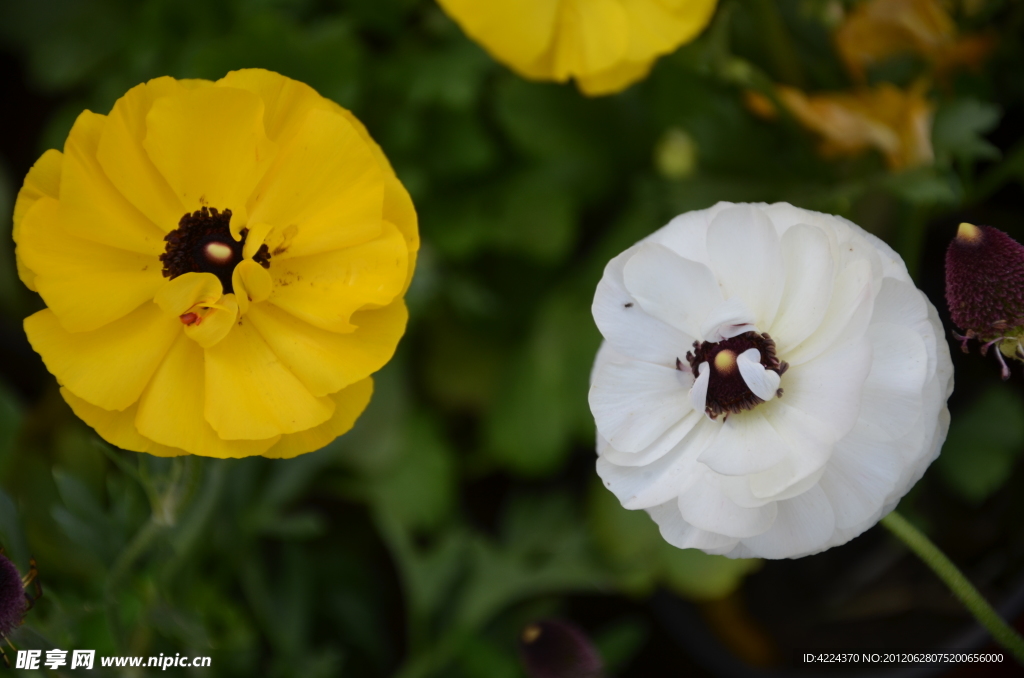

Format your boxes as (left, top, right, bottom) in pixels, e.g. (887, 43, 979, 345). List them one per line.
(0, 0, 1023, 674)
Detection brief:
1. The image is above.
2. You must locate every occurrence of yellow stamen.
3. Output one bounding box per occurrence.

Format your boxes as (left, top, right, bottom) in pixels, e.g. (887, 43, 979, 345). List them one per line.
(205, 241, 234, 264)
(521, 625, 542, 644)
(956, 222, 982, 244)
(714, 349, 737, 374)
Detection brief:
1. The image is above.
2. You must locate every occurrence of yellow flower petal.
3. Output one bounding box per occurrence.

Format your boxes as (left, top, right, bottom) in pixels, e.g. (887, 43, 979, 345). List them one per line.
(204, 318, 335, 439)
(61, 388, 152, 453)
(13, 149, 63, 291)
(18, 197, 165, 332)
(435, 0, 561, 76)
(96, 77, 198, 230)
(437, 0, 717, 95)
(135, 334, 280, 457)
(262, 378, 374, 459)
(267, 221, 408, 333)
(776, 82, 935, 170)
(185, 293, 239, 348)
(576, 59, 653, 97)
(551, 0, 630, 81)
(143, 85, 276, 226)
(241, 221, 274, 261)
(621, 0, 717, 61)
(62, 391, 182, 457)
(246, 300, 407, 397)
(248, 107, 384, 259)
(322, 99, 420, 290)
(154, 272, 223, 316)
(60, 110, 166, 256)
(217, 69, 327, 148)
(232, 259, 272, 316)
(25, 304, 179, 411)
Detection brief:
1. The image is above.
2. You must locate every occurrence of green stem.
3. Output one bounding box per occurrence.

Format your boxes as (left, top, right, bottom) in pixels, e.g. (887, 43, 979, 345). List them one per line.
(104, 518, 165, 650)
(881, 511, 1024, 664)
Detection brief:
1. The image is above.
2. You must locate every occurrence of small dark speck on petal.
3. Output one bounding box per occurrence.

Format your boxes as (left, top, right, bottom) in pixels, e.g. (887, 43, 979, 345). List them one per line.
(624, 302, 633, 308)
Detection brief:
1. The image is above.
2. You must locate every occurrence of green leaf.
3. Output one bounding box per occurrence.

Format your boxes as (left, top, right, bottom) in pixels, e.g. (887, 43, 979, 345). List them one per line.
(485, 288, 601, 476)
(880, 167, 959, 206)
(370, 414, 456, 532)
(932, 99, 1002, 166)
(587, 479, 661, 594)
(938, 384, 1024, 504)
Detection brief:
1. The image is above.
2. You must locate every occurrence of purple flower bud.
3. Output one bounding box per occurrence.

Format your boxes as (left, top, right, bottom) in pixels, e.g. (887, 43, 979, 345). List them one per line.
(0, 552, 26, 639)
(946, 223, 1024, 339)
(518, 619, 603, 678)
(945, 223, 1024, 378)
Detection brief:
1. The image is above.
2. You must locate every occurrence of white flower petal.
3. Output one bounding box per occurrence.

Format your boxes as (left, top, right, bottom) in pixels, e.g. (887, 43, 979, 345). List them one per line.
(622, 243, 723, 340)
(857, 323, 928, 439)
(697, 410, 789, 476)
(740, 484, 836, 559)
(677, 472, 778, 538)
(818, 424, 905, 530)
(747, 401, 836, 500)
(596, 419, 716, 509)
(769, 224, 835, 352)
(590, 359, 692, 453)
(700, 297, 757, 342)
(781, 335, 872, 440)
(737, 348, 781, 401)
(593, 247, 695, 365)
(706, 204, 785, 327)
(784, 259, 873, 366)
(598, 410, 703, 467)
(871, 277, 936, 379)
(647, 501, 740, 552)
(690, 361, 709, 413)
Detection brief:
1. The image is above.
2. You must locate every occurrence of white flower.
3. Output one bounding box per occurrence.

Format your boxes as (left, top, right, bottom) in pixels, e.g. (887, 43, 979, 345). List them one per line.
(590, 202, 953, 559)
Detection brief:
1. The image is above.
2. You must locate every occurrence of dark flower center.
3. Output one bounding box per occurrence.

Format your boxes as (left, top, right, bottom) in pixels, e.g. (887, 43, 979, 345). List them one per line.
(160, 207, 271, 294)
(683, 331, 788, 420)
(0, 554, 25, 638)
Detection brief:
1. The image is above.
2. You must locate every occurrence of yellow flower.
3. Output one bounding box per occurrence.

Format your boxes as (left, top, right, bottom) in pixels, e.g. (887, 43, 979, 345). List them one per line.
(748, 82, 935, 170)
(13, 69, 418, 459)
(835, 0, 995, 82)
(435, 0, 718, 96)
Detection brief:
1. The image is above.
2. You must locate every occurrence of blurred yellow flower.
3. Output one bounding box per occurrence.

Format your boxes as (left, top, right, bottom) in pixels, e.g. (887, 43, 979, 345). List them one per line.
(436, 0, 718, 96)
(747, 82, 935, 170)
(835, 0, 995, 82)
(14, 69, 418, 459)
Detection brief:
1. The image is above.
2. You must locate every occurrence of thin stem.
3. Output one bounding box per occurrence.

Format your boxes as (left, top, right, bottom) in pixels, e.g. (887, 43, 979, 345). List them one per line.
(104, 518, 165, 651)
(881, 511, 1024, 664)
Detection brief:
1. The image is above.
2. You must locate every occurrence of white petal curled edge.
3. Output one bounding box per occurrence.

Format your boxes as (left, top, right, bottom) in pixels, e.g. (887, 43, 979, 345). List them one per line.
(700, 297, 757, 342)
(818, 424, 906, 531)
(784, 258, 873, 366)
(737, 348, 781, 401)
(697, 410, 789, 476)
(677, 469, 779, 538)
(781, 334, 872, 442)
(622, 243, 723, 340)
(647, 501, 740, 553)
(598, 409, 703, 467)
(769, 224, 835, 353)
(857, 323, 928, 440)
(590, 359, 693, 454)
(593, 247, 694, 365)
(706, 204, 785, 329)
(690, 361, 709, 413)
(734, 483, 836, 559)
(597, 419, 717, 510)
